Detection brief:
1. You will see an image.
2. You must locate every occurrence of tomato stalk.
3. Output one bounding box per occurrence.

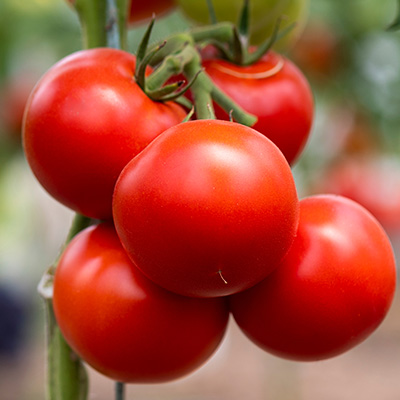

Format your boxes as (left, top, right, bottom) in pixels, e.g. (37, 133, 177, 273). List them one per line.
(38, 214, 93, 400)
(73, 0, 129, 49)
(144, 31, 257, 125)
(115, 382, 125, 400)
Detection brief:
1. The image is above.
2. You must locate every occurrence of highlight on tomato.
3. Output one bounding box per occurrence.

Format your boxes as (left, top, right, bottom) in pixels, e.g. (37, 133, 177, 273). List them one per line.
(203, 51, 314, 165)
(22, 47, 186, 220)
(53, 223, 229, 383)
(230, 194, 396, 361)
(112, 119, 300, 298)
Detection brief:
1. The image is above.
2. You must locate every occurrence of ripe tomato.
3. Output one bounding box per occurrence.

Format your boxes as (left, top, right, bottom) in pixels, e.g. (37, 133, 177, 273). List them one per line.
(23, 48, 186, 219)
(230, 195, 396, 361)
(290, 19, 340, 80)
(311, 154, 400, 233)
(203, 51, 314, 165)
(53, 223, 229, 383)
(176, 0, 309, 48)
(112, 119, 299, 298)
(129, 0, 175, 25)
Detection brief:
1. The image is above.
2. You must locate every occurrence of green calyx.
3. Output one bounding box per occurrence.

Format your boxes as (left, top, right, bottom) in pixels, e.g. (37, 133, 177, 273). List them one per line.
(134, 18, 257, 126)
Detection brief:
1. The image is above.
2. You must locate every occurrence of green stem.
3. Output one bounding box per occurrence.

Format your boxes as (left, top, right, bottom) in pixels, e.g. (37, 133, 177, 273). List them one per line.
(146, 44, 195, 91)
(74, 0, 129, 49)
(136, 23, 256, 123)
(39, 214, 93, 400)
(183, 50, 216, 120)
(115, 382, 125, 400)
(148, 33, 194, 67)
(190, 22, 234, 43)
(211, 84, 257, 126)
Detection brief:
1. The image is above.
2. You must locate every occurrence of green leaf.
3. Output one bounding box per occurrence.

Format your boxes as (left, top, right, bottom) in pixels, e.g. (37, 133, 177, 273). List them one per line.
(206, 0, 218, 24)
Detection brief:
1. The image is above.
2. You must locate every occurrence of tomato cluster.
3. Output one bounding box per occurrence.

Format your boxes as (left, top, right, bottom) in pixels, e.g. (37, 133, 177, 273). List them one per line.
(22, 0, 396, 386)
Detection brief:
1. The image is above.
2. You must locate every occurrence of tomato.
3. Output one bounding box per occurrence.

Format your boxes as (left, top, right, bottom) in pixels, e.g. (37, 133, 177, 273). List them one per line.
(176, 0, 309, 48)
(23, 48, 186, 219)
(230, 194, 396, 361)
(311, 154, 400, 233)
(203, 51, 314, 165)
(0, 75, 36, 141)
(290, 19, 340, 80)
(129, 0, 175, 25)
(53, 223, 229, 383)
(112, 119, 299, 298)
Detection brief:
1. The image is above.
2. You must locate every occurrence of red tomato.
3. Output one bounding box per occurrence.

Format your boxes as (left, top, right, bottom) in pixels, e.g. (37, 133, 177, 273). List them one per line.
(311, 155, 400, 233)
(129, 0, 175, 25)
(291, 19, 340, 79)
(230, 195, 396, 361)
(112, 119, 299, 298)
(0, 75, 37, 141)
(23, 48, 186, 219)
(203, 51, 314, 165)
(53, 223, 229, 383)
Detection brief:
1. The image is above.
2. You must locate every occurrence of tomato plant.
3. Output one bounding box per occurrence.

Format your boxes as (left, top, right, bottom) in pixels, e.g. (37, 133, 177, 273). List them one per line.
(23, 47, 186, 219)
(53, 223, 229, 383)
(203, 51, 314, 165)
(230, 194, 396, 361)
(176, 0, 309, 48)
(113, 119, 299, 298)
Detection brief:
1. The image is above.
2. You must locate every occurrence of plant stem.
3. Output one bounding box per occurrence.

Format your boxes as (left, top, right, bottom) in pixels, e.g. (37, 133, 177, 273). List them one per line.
(146, 44, 194, 91)
(74, 0, 129, 49)
(38, 214, 93, 400)
(190, 22, 233, 43)
(115, 382, 125, 400)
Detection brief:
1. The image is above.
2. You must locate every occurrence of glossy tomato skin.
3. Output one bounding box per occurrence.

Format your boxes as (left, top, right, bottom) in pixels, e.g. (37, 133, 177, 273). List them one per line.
(23, 48, 186, 219)
(129, 0, 175, 24)
(203, 52, 314, 165)
(176, 0, 309, 48)
(230, 194, 396, 361)
(113, 119, 299, 298)
(53, 223, 229, 383)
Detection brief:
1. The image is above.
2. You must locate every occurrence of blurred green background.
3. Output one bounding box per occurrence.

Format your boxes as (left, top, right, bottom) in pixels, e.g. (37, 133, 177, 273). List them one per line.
(1, 0, 400, 399)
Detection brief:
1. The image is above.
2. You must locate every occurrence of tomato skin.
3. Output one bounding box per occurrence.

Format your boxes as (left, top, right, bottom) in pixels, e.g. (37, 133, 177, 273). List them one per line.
(113, 119, 299, 298)
(22, 48, 186, 219)
(230, 195, 396, 361)
(53, 223, 229, 383)
(203, 52, 314, 165)
(176, 0, 309, 48)
(129, 0, 175, 24)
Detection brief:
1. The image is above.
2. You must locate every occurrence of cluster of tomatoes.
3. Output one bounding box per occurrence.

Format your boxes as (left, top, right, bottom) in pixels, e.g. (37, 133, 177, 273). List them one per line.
(22, 0, 396, 386)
